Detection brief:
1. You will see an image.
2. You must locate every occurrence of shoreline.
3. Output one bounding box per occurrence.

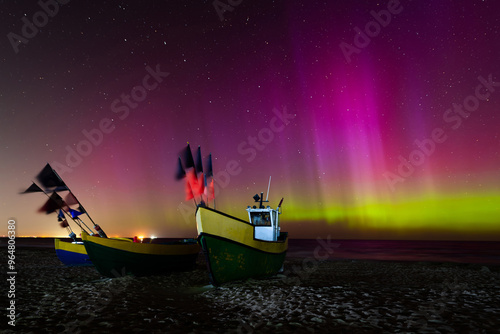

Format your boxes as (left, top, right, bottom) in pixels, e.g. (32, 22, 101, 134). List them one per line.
(3, 237, 500, 266)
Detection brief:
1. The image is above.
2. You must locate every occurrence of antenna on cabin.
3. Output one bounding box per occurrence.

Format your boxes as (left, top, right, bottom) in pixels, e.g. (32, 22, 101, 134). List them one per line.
(266, 176, 271, 201)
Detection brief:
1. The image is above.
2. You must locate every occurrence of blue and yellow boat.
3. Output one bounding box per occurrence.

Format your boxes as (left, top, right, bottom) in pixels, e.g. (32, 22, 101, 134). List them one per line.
(81, 231, 200, 277)
(54, 238, 92, 266)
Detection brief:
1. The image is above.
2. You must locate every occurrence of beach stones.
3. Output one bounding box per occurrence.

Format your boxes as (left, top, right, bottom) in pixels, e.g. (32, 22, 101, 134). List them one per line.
(10, 248, 500, 333)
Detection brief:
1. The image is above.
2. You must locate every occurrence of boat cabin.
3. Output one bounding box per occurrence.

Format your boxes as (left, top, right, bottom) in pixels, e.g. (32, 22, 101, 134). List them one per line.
(247, 193, 283, 241)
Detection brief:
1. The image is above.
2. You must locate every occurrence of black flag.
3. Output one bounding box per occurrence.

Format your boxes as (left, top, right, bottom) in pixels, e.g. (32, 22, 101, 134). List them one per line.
(175, 157, 186, 180)
(182, 144, 195, 169)
(21, 182, 44, 194)
(36, 163, 67, 190)
(205, 153, 213, 178)
(195, 146, 204, 175)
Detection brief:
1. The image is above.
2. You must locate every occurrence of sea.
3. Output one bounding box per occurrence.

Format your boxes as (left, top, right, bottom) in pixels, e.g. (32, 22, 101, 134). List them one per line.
(285, 239, 500, 265)
(4, 237, 500, 265)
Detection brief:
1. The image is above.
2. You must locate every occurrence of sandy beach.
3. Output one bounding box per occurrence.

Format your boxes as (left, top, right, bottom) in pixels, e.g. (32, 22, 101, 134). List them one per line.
(3, 247, 500, 333)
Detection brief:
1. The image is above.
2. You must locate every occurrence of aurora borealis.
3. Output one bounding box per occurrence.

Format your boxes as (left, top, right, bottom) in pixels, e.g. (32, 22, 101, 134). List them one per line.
(1, 1, 499, 239)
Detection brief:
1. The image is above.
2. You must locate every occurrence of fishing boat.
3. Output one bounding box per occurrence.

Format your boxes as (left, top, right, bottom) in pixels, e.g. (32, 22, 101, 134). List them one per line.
(196, 193, 288, 285)
(81, 231, 200, 277)
(175, 144, 288, 285)
(54, 236, 132, 267)
(54, 239, 92, 266)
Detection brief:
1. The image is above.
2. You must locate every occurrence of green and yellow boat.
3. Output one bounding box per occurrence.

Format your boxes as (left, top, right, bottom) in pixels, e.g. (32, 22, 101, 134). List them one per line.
(196, 194, 288, 285)
(81, 231, 200, 277)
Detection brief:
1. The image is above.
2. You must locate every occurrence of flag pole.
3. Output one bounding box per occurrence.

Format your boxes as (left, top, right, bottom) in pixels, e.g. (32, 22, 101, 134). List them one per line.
(74, 217, 94, 234)
(49, 165, 107, 237)
(179, 147, 200, 207)
(49, 165, 94, 223)
(37, 188, 94, 235)
(266, 176, 272, 201)
(203, 152, 214, 209)
(195, 145, 206, 206)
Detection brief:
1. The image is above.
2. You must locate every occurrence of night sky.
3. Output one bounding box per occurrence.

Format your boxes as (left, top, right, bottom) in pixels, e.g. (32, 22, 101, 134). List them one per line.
(1, 1, 499, 240)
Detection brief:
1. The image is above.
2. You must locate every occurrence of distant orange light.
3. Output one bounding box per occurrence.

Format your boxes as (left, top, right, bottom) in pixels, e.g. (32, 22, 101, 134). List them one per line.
(138, 236, 144, 243)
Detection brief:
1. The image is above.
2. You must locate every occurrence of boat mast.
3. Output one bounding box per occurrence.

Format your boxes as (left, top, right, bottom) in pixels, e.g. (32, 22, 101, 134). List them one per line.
(265, 176, 271, 202)
(55, 167, 109, 238)
(43, 163, 107, 237)
(40, 189, 95, 236)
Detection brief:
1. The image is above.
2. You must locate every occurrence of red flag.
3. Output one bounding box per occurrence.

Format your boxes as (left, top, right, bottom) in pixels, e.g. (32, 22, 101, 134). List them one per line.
(59, 219, 69, 228)
(195, 146, 205, 195)
(38, 192, 65, 214)
(197, 173, 205, 195)
(186, 168, 202, 197)
(208, 179, 215, 200)
(65, 192, 79, 206)
(185, 179, 194, 200)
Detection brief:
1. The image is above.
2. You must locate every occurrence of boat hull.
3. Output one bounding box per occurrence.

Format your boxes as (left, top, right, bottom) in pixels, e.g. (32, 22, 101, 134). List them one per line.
(199, 233, 287, 285)
(54, 239, 92, 266)
(196, 206, 288, 285)
(81, 231, 200, 277)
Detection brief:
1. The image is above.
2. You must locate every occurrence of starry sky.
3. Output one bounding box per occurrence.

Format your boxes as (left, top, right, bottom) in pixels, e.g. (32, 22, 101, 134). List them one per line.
(1, 0, 499, 240)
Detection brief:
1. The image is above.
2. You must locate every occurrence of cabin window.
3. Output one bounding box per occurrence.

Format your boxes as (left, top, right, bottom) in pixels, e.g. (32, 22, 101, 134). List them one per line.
(251, 212, 271, 226)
